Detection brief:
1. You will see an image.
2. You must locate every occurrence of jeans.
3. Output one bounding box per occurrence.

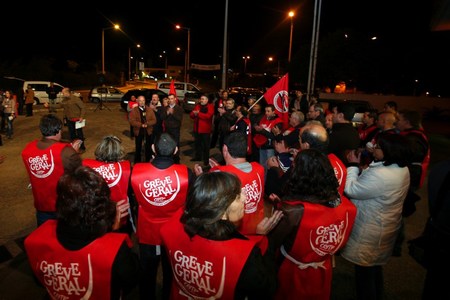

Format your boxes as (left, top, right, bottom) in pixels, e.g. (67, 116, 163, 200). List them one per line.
(4, 113, 13, 138)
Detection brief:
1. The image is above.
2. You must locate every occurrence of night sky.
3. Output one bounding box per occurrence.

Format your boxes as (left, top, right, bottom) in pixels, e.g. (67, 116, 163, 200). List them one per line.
(2, 0, 449, 94)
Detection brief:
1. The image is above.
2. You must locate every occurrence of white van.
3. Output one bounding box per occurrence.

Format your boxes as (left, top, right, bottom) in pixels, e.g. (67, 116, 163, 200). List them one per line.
(23, 81, 65, 105)
(157, 81, 201, 102)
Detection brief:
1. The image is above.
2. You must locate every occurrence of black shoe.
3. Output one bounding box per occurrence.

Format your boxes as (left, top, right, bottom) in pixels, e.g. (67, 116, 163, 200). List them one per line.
(190, 157, 201, 162)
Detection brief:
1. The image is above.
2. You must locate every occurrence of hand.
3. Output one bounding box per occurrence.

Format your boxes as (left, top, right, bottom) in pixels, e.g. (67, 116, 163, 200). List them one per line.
(71, 139, 83, 152)
(347, 149, 361, 164)
(256, 210, 284, 235)
(209, 158, 219, 168)
(112, 199, 130, 230)
(193, 164, 204, 176)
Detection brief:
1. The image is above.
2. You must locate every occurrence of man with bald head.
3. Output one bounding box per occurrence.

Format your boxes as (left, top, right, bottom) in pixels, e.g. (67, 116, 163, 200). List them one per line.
(265, 123, 347, 197)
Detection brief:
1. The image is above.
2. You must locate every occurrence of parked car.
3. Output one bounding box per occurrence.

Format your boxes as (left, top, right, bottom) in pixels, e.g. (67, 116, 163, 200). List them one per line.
(2, 77, 82, 104)
(228, 87, 264, 106)
(318, 98, 374, 127)
(120, 88, 168, 111)
(88, 86, 124, 103)
(157, 81, 201, 102)
(182, 91, 201, 112)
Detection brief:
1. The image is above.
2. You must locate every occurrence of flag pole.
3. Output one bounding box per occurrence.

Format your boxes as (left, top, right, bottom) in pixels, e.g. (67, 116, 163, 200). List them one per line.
(247, 94, 265, 111)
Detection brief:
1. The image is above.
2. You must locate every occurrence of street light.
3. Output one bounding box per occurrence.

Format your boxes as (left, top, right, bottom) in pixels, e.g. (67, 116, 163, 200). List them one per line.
(128, 44, 140, 80)
(176, 25, 191, 82)
(101, 24, 120, 74)
(268, 57, 280, 77)
(243, 56, 250, 73)
(288, 11, 295, 63)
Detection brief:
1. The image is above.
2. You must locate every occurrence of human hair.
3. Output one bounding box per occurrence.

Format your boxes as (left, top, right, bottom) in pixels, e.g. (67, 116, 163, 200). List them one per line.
(236, 105, 249, 117)
(384, 101, 398, 111)
(94, 135, 125, 162)
(311, 102, 324, 114)
(39, 114, 63, 137)
(181, 172, 242, 239)
(377, 132, 410, 168)
(266, 104, 275, 112)
(398, 109, 422, 129)
(284, 149, 339, 203)
(366, 109, 378, 121)
(154, 133, 177, 157)
(335, 103, 355, 121)
(291, 111, 305, 124)
(300, 124, 329, 153)
(224, 131, 247, 158)
(56, 166, 116, 238)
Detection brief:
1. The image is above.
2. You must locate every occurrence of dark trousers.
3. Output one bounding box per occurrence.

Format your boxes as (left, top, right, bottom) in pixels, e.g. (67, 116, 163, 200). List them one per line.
(67, 120, 86, 150)
(354, 265, 384, 300)
(17, 100, 24, 115)
(134, 131, 152, 163)
(26, 103, 33, 116)
(210, 116, 220, 148)
(0, 112, 5, 131)
(139, 244, 172, 300)
(193, 132, 211, 164)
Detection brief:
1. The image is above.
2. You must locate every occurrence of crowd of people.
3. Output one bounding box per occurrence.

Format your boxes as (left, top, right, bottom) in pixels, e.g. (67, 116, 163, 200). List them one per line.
(16, 88, 446, 300)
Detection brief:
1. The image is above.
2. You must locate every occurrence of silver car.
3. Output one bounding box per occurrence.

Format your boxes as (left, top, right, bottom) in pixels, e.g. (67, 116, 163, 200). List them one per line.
(89, 86, 124, 103)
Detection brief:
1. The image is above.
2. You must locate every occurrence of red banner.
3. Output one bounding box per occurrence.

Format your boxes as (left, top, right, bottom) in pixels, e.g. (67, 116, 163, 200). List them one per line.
(264, 73, 289, 129)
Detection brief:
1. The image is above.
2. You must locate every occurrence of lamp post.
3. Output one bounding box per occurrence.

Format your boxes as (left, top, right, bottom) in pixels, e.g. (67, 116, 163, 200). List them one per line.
(128, 44, 140, 80)
(176, 25, 191, 82)
(288, 11, 294, 63)
(101, 24, 120, 74)
(243, 56, 250, 73)
(268, 57, 280, 77)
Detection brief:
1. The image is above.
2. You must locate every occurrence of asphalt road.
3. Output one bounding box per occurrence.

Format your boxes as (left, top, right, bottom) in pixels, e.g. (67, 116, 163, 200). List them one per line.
(0, 101, 448, 299)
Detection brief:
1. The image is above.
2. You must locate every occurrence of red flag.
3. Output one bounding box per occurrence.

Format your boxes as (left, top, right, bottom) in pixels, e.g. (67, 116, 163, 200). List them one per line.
(264, 73, 289, 129)
(169, 79, 179, 104)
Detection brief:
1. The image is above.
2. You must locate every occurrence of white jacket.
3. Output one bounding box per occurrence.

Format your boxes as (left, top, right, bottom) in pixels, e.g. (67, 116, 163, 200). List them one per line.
(341, 161, 410, 266)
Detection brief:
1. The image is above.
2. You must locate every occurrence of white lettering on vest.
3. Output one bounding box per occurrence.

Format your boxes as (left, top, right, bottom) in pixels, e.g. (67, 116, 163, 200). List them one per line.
(39, 261, 86, 296)
(242, 179, 262, 214)
(92, 163, 121, 187)
(173, 250, 216, 295)
(28, 152, 55, 178)
(314, 220, 346, 253)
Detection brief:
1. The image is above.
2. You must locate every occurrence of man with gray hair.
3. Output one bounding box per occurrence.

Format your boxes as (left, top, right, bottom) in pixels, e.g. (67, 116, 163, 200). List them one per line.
(306, 102, 325, 127)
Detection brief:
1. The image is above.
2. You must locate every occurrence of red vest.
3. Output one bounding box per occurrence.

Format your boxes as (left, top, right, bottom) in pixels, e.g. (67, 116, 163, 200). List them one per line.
(24, 220, 129, 300)
(253, 116, 283, 148)
(131, 163, 189, 245)
(82, 159, 131, 203)
(21, 140, 70, 212)
(83, 159, 131, 227)
(328, 153, 347, 196)
(211, 163, 265, 235)
(275, 197, 357, 300)
(160, 213, 257, 300)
